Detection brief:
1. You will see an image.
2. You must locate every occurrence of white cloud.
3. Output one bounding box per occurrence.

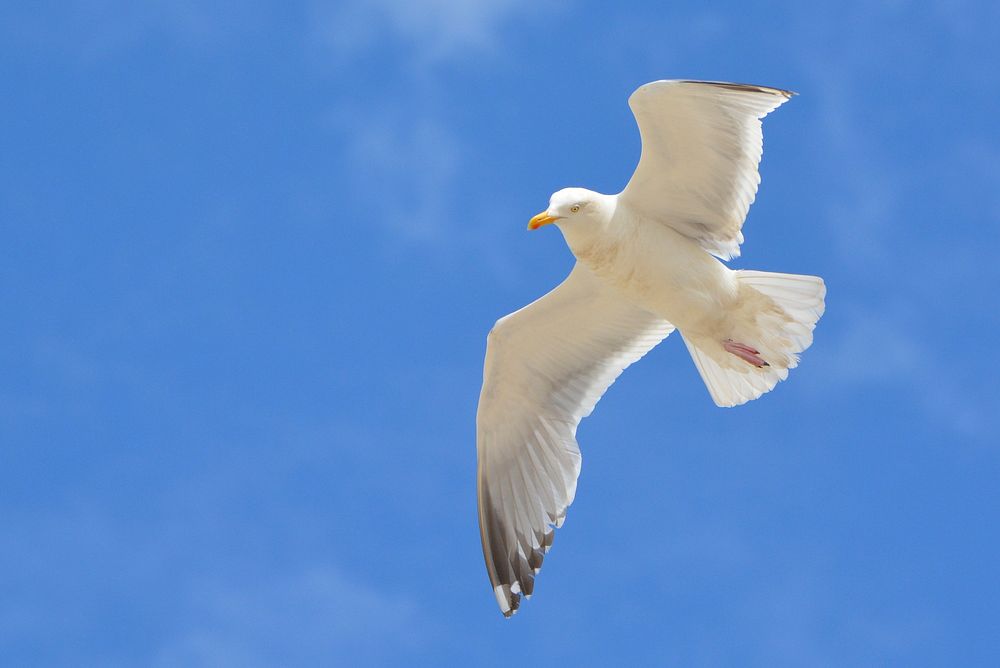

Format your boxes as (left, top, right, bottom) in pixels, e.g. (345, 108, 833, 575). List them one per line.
(2, 1, 254, 61)
(600, 8, 731, 74)
(743, 555, 941, 665)
(796, 57, 902, 269)
(155, 565, 426, 667)
(332, 106, 461, 245)
(318, 0, 567, 257)
(0, 490, 429, 666)
(816, 307, 922, 386)
(806, 304, 992, 441)
(316, 0, 563, 66)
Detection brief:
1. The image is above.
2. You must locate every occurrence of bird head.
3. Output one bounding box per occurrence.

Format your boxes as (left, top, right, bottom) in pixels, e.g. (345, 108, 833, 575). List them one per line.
(528, 188, 608, 230)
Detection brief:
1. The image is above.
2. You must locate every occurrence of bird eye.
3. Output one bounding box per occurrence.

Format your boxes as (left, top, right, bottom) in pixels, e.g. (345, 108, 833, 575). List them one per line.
(570, 205, 581, 213)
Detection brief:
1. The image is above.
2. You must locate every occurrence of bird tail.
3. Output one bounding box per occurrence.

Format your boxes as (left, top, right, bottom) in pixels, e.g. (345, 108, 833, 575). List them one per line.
(682, 270, 826, 407)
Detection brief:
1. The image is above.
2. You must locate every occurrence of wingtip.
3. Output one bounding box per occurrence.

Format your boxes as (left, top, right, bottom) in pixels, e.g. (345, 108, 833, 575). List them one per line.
(495, 585, 521, 618)
(633, 79, 796, 100)
(678, 79, 796, 98)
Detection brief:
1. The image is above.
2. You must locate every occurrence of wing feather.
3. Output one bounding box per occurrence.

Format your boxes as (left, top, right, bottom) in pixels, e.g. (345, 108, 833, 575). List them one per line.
(619, 79, 793, 260)
(477, 264, 674, 616)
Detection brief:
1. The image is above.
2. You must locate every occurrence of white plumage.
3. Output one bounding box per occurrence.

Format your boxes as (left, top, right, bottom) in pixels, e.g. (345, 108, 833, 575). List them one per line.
(477, 80, 826, 617)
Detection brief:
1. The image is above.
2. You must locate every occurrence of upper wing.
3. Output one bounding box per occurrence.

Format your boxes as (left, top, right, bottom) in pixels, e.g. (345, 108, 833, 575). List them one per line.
(477, 264, 674, 617)
(619, 80, 794, 260)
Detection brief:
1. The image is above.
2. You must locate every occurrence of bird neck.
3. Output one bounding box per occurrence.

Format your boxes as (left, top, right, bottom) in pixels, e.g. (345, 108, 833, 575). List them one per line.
(557, 194, 618, 257)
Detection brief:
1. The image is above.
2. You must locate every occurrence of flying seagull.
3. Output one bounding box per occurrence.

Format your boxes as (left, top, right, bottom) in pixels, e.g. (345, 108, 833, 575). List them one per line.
(476, 80, 826, 617)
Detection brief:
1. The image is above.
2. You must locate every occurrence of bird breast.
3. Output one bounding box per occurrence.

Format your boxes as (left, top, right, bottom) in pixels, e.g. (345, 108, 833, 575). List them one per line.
(571, 209, 737, 332)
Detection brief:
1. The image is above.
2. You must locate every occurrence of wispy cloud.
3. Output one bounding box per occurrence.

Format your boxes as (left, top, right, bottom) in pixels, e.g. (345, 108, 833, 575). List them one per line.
(318, 0, 568, 255)
(769, 2, 1000, 441)
(154, 565, 426, 667)
(816, 307, 923, 386)
(600, 8, 732, 75)
(316, 0, 563, 67)
(806, 71, 899, 267)
(743, 555, 941, 665)
(1, 1, 258, 61)
(330, 106, 461, 245)
(0, 416, 433, 665)
(806, 304, 993, 440)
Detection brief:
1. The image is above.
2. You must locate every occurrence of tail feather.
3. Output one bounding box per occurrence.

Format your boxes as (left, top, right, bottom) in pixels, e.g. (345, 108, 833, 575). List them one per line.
(737, 270, 826, 354)
(684, 271, 825, 407)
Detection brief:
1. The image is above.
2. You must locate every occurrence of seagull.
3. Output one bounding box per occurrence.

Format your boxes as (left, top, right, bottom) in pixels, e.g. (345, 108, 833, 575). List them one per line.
(476, 80, 826, 617)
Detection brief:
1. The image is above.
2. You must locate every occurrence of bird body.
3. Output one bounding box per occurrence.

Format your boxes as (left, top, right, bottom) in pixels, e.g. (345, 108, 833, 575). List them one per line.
(561, 194, 736, 336)
(477, 80, 826, 617)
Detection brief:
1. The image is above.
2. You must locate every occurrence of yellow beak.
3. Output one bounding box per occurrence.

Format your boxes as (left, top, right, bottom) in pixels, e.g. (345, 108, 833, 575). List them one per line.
(528, 210, 562, 230)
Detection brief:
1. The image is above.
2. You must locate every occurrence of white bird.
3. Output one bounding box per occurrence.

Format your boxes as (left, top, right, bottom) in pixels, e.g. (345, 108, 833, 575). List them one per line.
(476, 80, 826, 617)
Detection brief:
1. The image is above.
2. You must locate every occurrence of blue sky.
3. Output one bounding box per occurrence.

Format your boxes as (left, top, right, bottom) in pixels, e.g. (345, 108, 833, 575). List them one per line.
(2, 0, 999, 665)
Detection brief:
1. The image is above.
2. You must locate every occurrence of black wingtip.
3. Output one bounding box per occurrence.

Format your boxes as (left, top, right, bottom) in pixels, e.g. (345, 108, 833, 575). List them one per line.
(502, 592, 520, 618)
(679, 79, 797, 98)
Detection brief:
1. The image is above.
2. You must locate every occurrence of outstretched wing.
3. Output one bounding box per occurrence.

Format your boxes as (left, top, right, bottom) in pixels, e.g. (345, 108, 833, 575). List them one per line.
(477, 264, 674, 616)
(619, 79, 793, 260)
